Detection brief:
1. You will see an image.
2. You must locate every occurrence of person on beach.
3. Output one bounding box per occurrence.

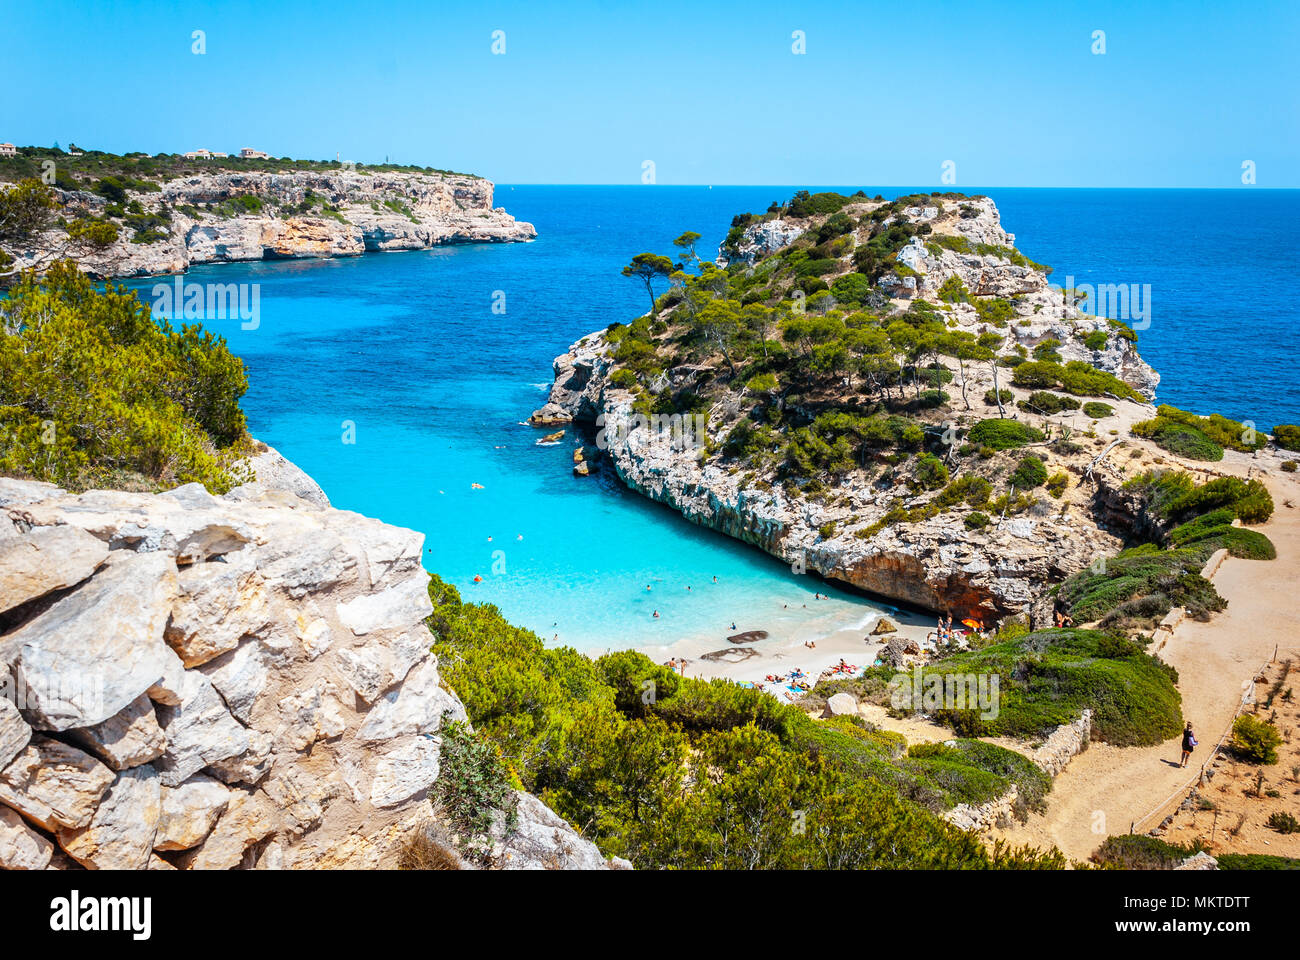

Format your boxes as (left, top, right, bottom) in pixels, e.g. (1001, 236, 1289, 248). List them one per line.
(1180, 723, 1197, 767)
(652, 610, 660, 619)
(712, 576, 718, 583)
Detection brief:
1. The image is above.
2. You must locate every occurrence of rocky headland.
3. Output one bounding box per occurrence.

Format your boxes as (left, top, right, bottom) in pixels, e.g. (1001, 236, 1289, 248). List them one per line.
(5, 168, 534, 280)
(533, 192, 1283, 626)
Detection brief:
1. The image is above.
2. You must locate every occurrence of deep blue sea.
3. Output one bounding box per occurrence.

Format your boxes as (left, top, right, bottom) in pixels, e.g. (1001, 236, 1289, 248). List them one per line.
(132, 187, 1300, 652)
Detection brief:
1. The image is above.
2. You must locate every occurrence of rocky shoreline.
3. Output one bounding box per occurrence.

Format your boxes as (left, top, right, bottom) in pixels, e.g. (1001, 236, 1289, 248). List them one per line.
(532, 197, 1168, 625)
(8, 169, 535, 280)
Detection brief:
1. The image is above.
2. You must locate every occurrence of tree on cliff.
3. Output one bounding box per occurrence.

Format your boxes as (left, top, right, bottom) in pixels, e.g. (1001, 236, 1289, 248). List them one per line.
(673, 230, 702, 266)
(978, 331, 1008, 417)
(0, 178, 120, 287)
(621, 252, 675, 320)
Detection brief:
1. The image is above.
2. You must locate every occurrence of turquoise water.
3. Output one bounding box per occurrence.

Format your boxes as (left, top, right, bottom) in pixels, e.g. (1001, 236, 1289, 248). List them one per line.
(132, 187, 1299, 651)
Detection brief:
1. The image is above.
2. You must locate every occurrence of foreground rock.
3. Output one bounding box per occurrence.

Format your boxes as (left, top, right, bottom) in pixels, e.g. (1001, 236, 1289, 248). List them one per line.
(0, 468, 614, 869)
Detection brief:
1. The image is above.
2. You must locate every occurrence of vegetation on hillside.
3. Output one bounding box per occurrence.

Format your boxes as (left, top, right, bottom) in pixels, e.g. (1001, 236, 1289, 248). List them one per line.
(599, 189, 1158, 547)
(426, 573, 1065, 869)
(0, 261, 253, 491)
(1056, 470, 1276, 633)
(1131, 404, 1267, 462)
(0, 144, 472, 188)
(901, 628, 1181, 745)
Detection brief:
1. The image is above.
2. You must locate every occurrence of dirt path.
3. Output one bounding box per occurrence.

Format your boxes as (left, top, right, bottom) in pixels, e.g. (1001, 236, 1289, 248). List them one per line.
(997, 466, 1300, 862)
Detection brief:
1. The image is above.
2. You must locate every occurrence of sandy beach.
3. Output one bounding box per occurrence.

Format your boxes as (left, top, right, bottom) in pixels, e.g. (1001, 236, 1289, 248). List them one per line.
(632, 594, 935, 701)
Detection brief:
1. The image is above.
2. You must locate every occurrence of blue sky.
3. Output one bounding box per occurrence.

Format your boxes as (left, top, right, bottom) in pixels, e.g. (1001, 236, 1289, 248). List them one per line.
(2, 0, 1296, 186)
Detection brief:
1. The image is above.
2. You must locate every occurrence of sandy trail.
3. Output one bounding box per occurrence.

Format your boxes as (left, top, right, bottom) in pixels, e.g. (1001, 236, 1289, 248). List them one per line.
(997, 463, 1300, 862)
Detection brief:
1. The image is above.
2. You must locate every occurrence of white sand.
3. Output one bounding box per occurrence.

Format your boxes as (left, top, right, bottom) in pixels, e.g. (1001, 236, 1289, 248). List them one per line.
(636, 600, 935, 702)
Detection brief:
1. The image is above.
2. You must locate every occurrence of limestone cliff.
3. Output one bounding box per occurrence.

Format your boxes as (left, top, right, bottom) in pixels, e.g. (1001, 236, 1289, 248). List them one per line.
(534, 195, 1166, 623)
(0, 453, 612, 870)
(7, 169, 535, 280)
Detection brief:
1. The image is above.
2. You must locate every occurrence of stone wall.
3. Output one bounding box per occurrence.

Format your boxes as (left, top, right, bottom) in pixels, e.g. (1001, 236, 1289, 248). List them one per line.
(1030, 708, 1093, 778)
(0, 464, 610, 870)
(944, 784, 1019, 833)
(941, 709, 1092, 834)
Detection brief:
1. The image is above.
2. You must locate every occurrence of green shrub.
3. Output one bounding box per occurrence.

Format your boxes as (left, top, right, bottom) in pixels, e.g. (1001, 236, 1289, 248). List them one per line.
(984, 388, 1013, 406)
(1216, 853, 1300, 870)
(1057, 543, 1228, 626)
(964, 511, 990, 530)
(913, 453, 949, 490)
(0, 261, 252, 492)
(1009, 454, 1048, 489)
(1266, 811, 1300, 834)
(434, 720, 519, 856)
(1013, 359, 1142, 400)
(1167, 476, 1274, 525)
(967, 418, 1045, 450)
(1134, 404, 1267, 457)
(937, 275, 969, 303)
(1082, 401, 1113, 419)
(1132, 417, 1224, 461)
(1283, 460, 1298, 472)
(1273, 424, 1300, 451)
(1230, 714, 1281, 764)
(910, 628, 1182, 745)
(1082, 330, 1108, 351)
(1092, 834, 1195, 870)
(609, 368, 638, 389)
(1046, 471, 1069, 498)
(934, 474, 992, 509)
(1019, 391, 1080, 415)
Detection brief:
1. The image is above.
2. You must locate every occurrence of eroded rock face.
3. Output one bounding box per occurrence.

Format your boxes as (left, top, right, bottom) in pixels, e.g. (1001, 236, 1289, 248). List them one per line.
(1, 551, 178, 731)
(0, 524, 108, 615)
(0, 466, 613, 870)
(6, 170, 536, 281)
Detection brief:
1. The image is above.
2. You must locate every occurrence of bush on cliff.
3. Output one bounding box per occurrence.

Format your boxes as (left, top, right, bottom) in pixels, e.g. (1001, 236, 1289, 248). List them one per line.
(1092, 834, 1199, 870)
(1057, 543, 1226, 629)
(1229, 714, 1281, 764)
(967, 418, 1044, 450)
(1133, 405, 1267, 462)
(0, 261, 253, 492)
(1018, 391, 1080, 415)
(1009, 454, 1048, 489)
(1011, 360, 1142, 401)
(1273, 424, 1300, 451)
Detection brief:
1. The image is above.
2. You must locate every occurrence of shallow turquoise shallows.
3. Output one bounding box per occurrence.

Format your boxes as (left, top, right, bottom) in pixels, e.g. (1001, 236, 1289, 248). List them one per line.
(127, 186, 1300, 652)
